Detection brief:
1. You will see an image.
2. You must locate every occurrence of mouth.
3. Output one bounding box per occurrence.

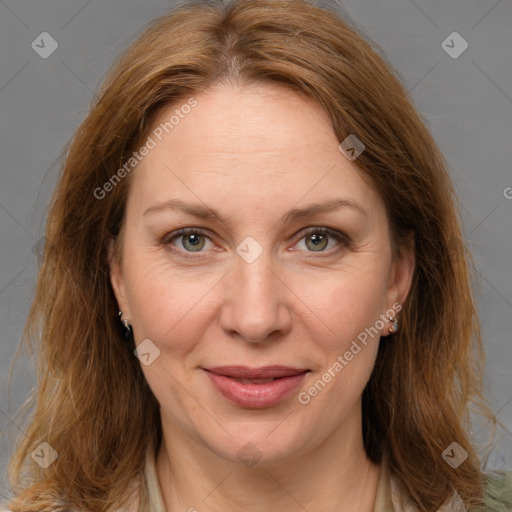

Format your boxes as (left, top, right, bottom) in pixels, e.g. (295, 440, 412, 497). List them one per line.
(202, 366, 310, 408)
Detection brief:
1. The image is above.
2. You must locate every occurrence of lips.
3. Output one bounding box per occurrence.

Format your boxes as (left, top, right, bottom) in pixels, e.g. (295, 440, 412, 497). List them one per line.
(206, 365, 308, 379)
(203, 366, 310, 408)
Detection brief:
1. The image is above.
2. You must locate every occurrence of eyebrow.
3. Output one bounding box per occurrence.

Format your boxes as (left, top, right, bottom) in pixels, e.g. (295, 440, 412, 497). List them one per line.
(143, 197, 368, 225)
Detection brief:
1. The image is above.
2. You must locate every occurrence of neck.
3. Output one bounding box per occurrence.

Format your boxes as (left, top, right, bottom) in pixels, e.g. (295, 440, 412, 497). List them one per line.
(155, 403, 381, 512)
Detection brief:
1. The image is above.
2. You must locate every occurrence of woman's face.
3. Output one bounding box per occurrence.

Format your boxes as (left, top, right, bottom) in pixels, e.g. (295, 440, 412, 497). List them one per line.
(110, 83, 414, 466)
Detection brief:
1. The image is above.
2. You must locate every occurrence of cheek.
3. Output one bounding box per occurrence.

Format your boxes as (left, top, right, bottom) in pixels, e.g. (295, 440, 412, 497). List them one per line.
(313, 265, 387, 407)
(122, 247, 217, 354)
(291, 260, 388, 349)
(299, 273, 383, 423)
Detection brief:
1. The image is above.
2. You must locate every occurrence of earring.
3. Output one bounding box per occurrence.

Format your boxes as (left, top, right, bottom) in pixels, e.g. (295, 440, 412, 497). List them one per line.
(118, 310, 132, 335)
(387, 315, 398, 334)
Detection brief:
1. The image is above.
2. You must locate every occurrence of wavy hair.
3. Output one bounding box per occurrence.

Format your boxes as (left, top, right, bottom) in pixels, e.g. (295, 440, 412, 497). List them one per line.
(6, 0, 498, 510)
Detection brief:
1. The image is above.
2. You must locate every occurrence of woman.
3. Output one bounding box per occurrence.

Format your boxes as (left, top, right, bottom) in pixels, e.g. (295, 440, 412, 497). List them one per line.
(3, 0, 511, 511)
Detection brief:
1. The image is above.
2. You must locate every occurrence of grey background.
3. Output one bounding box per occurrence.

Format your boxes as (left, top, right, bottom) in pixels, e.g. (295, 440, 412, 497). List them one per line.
(1, 0, 511, 503)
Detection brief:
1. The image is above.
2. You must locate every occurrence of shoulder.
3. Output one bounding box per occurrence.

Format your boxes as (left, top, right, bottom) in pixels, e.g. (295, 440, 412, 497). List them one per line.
(482, 470, 512, 511)
(390, 470, 512, 512)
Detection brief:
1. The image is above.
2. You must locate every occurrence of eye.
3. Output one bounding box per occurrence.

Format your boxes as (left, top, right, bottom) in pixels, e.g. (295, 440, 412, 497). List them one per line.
(295, 227, 348, 254)
(163, 228, 214, 256)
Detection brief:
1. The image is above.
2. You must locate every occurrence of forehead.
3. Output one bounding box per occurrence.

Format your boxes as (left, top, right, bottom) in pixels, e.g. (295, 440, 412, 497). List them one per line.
(128, 83, 384, 221)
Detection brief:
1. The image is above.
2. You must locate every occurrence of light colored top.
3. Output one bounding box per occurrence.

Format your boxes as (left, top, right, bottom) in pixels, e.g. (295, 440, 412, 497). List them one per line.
(0, 446, 465, 512)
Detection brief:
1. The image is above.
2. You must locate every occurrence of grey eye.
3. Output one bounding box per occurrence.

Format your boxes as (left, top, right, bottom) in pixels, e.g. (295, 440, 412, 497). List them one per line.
(180, 232, 206, 252)
(304, 232, 329, 251)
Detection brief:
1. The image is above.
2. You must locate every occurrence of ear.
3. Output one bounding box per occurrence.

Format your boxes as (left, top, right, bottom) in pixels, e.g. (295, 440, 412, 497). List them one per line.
(108, 237, 131, 320)
(381, 232, 415, 331)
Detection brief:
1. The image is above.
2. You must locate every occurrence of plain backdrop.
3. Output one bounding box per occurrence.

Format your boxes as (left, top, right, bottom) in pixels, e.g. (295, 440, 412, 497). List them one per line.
(1, 0, 511, 503)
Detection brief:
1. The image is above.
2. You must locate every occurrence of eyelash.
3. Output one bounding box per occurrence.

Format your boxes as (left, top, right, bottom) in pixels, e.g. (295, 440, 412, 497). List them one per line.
(162, 227, 350, 259)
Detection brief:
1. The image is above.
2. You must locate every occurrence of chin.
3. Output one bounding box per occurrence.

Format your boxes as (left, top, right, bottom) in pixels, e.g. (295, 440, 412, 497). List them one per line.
(197, 418, 311, 468)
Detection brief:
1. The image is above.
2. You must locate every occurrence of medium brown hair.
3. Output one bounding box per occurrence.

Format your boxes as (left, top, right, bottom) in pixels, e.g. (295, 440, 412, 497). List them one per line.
(6, 0, 497, 510)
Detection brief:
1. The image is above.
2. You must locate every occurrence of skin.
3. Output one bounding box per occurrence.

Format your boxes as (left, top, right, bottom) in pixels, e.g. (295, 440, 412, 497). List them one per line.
(109, 82, 415, 512)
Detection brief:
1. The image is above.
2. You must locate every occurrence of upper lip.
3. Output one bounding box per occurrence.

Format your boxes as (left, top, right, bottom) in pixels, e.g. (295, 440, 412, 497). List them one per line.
(204, 366, 309, 379)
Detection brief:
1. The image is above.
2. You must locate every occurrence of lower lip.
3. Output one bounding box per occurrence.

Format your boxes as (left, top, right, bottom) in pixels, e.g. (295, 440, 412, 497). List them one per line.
(204, 370, 308, 408)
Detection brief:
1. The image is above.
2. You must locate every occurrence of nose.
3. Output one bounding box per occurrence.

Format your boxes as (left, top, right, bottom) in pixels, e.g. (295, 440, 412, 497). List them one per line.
(218, 248, 293, 344)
